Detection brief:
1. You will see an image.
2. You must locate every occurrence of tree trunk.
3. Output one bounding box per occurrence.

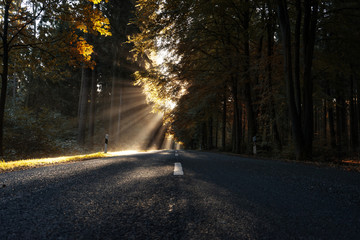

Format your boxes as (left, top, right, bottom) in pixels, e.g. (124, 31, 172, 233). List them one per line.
(232, 75, 241, 153)
(277, 0, 305, 160)
(11, 75, 16, 106)
(109, 44, 118, 144)
(243, 0, 257, 146)
(314, 107, 318, 136)
(339, 96, 348, 152)
(202, 122, 207, 150)
(89, 66, 97, 148)
(302, 0, 318, 160)
(78, 66, 90, 145)
(350, 87, 358, 152)
(294, 0, 302, 117)
(215, 117, 218, 148)
(323, 99, 327, 144)
(116, 71, 123, 143)
(355, 71, 360, 151)
(356, 73, 360, 149)
(208, 116, 213, 149)
(0, 2, 11, 156)
(328, 100, 336, 149)
(267, 2, 282, 151)
(335, 96, 343, 158)
(222, 89, 227, 150)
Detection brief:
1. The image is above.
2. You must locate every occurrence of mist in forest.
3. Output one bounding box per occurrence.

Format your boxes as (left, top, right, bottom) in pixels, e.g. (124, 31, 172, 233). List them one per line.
(104, 81, 169, 151)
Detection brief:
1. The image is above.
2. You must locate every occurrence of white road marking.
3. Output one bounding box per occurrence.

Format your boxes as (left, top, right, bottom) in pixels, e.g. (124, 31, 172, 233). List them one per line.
(173, 162, 183, 175)
(175, 151, 179, 157)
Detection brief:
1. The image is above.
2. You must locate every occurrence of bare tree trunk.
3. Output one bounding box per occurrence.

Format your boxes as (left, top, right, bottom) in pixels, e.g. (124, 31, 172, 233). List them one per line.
(0, 2, 11, 156)
(277, 0, 305, 160)
(208, 116, 213, 149)
(323, 99, 327, 145)
(335, 96, 343, 159)
(116, 72, 123, 142)
(243, 0, 257, 147)
(302, 0, 318, 160)
(355, 72, 360, 151)
(294, 0, 302, 117)
(12, 76, 16, 106)
(267, 1, 282, 151)
(328, 99, 336, 149)
(350, 86, 358, 152)
(77, 67, 90, 145)
(222, 88, 227, 150)
(215, 117, 218, 148)
(202, 122, 207, 150)
(340, 97, 349, 153)
(232, 75, 241, 153)
(356, 73, 360, 149)
(314, 107, 318, 136)
(89, 66, 97, 148)
(109, 44, 118, 143)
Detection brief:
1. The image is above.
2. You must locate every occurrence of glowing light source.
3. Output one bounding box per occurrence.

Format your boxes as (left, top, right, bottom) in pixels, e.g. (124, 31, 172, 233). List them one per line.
(165, 99, 177, 110)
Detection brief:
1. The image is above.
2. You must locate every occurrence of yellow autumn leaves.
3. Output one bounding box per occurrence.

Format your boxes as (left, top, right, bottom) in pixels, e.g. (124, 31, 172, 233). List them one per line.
(71, 0, 111, 67)
(76, 37, 94, 62)
(75, 5, 112, 36)
(88, 0, 109, 4)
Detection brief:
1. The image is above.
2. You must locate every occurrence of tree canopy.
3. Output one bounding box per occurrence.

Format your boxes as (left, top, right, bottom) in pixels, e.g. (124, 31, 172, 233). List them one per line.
(1, 0, 360, 162)
(131, 0, 360, 161)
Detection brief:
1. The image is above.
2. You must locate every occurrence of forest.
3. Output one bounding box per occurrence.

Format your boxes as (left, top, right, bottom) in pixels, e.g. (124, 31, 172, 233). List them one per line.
(132, 0, 360, 161)
(0, 0, 164, 160)
(1, 0, 360, 162)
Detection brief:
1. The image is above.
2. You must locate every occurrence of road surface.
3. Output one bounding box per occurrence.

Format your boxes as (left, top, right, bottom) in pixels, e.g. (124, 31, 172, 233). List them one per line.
(1, 150, 360, 239)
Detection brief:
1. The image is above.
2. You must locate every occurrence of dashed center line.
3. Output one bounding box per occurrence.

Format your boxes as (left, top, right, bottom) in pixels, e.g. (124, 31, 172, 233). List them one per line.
(173, 162, 183, 175)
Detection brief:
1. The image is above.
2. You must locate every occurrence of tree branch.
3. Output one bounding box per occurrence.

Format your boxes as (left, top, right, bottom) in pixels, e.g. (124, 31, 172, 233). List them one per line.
(7, 4, 47, 46)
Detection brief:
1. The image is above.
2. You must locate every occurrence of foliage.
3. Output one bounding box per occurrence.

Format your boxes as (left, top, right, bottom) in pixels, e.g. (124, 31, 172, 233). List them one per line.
(0, 0, 111, 68)
(131, 0, 360, 161)
(1, 0, 359, 162)
(3, 105, 79, 159)
(0, 0, 113, 159)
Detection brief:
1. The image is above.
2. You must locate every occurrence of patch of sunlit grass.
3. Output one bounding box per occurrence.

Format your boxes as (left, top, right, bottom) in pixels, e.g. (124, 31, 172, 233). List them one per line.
(341, 159, 360, 172)
(342, 160, 360, 165)
(0, 152, 108, 173)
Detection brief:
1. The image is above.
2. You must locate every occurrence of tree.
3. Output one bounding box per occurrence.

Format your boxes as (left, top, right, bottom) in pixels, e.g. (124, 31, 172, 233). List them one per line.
(276, 0, 319, 160)
(130, 0, 360, 160)
(0, 0, 111, 153)
(0, 0, 12, 156)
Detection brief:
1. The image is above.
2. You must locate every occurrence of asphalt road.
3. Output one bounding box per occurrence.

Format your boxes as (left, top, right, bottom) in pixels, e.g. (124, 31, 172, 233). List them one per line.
(1, 150, 360, 239)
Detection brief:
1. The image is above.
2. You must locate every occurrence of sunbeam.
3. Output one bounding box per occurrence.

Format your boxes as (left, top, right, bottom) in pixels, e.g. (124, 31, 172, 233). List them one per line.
(101, 78, 171, 152)
(162, 134, 174, 150)
(130, 113, 165, 150)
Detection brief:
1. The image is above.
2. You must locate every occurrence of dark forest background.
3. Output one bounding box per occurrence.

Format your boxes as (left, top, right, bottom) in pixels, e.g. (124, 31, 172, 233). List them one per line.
(1, 0, 360, 162)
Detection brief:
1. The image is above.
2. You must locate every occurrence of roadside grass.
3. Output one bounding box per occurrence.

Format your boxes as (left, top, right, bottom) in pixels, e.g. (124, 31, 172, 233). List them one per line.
(341, 159, 360, 172)
(0, 152, 108, 173)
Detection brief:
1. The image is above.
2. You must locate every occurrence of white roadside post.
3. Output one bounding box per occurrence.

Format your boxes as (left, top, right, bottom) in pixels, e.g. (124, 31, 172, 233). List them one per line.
(252, 136, 257, 155)
(104, 134, 109, 153)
